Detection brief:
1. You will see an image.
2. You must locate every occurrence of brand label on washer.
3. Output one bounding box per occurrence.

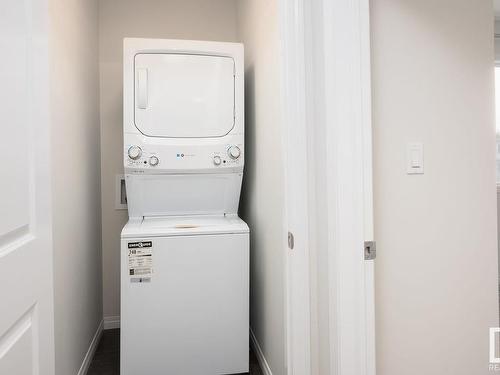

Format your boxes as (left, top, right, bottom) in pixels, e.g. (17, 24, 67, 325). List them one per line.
(128, 241, 153, 282)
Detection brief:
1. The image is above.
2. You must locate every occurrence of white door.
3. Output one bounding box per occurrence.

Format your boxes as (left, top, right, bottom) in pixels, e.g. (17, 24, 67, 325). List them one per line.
(134, 54, 235, 138)
(0, 1, 55, 375)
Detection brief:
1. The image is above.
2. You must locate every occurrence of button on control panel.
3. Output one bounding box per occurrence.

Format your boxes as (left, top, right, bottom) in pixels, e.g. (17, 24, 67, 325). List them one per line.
(149, 156, 159, 166)
(128, 145, 142, 160)
(213, 155, 222, 166)
(228, 146, 241, 160)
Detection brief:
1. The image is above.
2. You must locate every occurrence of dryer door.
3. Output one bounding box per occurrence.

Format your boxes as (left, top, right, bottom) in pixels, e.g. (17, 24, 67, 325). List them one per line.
(134, 53, 235, 138)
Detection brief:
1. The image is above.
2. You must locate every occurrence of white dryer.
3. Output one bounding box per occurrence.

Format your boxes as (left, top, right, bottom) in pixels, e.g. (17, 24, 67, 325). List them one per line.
(120, 38, 248, 375)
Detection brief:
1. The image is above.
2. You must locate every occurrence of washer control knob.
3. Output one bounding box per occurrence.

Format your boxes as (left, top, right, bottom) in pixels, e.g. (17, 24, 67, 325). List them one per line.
(128, 146, 142, 160)
(213, 155, 222, 166)
(228, 146, 241, 160)
(149, 156, 159, 166)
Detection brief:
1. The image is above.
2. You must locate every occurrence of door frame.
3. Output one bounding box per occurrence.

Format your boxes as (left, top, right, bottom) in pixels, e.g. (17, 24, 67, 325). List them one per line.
(279, 0, 376, 374)
(279, 0, 311, 373)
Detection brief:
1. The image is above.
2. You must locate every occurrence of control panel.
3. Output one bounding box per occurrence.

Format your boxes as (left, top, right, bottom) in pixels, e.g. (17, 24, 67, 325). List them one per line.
(124, 142, 244, 173)
(211, 145, 242, 167)
(126, 145, 163, 169)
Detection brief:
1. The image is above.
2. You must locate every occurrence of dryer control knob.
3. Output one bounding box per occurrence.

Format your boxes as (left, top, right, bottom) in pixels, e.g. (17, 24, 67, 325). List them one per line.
(128, 146, 142, 160)
(213, 155, 222, 166)
(228, 146, 241, 160)
(149, 156, 159, 166)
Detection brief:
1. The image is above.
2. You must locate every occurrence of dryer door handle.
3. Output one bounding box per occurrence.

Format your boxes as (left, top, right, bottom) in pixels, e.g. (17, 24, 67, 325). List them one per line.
(137, 68, 148, 109)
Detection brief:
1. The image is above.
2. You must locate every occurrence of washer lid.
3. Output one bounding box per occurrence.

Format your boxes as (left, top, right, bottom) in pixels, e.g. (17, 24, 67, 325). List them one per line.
(134, 53, 235, 138)
(121, 215, 249, 238)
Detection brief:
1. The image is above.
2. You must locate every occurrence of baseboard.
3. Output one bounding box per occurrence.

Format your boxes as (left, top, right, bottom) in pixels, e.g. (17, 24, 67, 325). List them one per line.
(77, 320, 103, 375)
(103, 315, 120, 330)
(249, 328, 273, 375)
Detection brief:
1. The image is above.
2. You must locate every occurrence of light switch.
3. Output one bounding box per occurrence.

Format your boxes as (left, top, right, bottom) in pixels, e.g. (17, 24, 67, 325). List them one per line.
(407, 142, 424, 174)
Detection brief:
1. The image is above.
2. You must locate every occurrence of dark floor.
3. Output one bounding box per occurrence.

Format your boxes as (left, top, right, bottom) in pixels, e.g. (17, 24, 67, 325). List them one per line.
(87, 329, 263, 375)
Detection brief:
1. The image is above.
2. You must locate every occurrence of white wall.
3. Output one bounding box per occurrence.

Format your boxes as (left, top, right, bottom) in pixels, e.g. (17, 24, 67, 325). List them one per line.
(49, 0, 102, 374)
(99, 0, 239, 321)
(371, 0, 498, 374)
(237, 1, 286, 374)
(495, 21, 500, 62)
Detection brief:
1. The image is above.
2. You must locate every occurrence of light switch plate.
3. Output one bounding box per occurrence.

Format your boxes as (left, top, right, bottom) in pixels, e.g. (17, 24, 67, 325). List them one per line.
(407, 142, 424, 174)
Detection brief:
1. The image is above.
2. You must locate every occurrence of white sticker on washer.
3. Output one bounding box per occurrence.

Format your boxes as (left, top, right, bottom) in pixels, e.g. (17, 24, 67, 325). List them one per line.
(128, 241, 153, 282)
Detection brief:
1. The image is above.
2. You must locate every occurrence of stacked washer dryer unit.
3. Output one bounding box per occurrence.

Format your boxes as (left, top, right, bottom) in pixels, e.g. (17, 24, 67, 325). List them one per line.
(120, 38, 249, 375)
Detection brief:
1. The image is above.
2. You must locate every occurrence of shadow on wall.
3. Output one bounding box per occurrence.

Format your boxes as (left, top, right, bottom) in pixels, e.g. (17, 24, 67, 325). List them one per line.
(240, 65, 255, 226)
(239, 63, 256, 313)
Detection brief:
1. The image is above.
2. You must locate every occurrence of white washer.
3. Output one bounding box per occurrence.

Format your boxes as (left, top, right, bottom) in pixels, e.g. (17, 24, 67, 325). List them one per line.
(120, 39, 248, 375)
(121, 215, 249, 375)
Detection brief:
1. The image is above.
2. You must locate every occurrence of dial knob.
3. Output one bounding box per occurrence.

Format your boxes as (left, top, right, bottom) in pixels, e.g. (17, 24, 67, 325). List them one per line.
(213, 155, 222, 166)
(128, 146, 142, 160)
(228, 146, 241, 160)
(149, 156, 159, 166)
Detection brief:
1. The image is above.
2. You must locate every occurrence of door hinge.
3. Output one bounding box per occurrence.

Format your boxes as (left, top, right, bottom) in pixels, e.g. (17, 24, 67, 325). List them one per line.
(288, 232, 294, 250)
(364, 241, 376, 260)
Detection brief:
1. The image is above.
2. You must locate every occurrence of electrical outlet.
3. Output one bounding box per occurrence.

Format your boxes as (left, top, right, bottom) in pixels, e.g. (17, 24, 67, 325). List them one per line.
(115, 174, 128, 210)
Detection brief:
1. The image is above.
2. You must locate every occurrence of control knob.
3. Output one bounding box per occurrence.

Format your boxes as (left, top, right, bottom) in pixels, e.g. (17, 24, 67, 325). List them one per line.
(228, 146, 241, 160)
(149, 156, 159, 166)
(213, 155, 222, 166)
(128, 146, 142, 160)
